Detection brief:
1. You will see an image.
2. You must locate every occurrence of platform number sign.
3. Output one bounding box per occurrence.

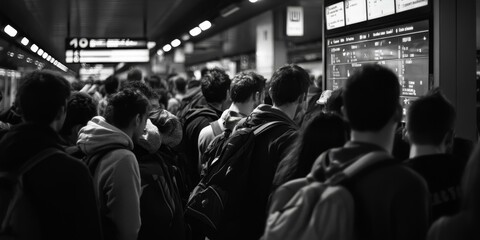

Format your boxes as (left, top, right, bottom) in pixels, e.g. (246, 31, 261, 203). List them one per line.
(286, 7, 304, 36)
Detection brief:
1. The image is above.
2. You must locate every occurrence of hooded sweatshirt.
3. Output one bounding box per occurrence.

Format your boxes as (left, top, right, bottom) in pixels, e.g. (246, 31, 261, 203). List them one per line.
(0, 122, 102, 240)
(219, 104, 298, 240)
(77, 116, 141, 240)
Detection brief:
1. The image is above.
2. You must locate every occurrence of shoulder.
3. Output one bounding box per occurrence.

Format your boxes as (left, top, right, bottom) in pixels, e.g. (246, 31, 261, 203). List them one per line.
(428, 213, 478, 240)
(198, 125, 214, 142)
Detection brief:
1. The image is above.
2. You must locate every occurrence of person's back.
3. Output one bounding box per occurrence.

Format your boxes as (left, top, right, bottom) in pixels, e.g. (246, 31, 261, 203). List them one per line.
(0, 71, 102, 240)
(77, 89, 150, 240)
(218, 65, 310, 240)
(311, 64, 429, 240)
(405, 89, 465, 222)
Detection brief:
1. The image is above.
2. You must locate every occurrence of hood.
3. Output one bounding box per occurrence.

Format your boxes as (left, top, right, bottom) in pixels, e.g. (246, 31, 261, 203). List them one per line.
(135, 119, 162, 154)
(220, 109, 246, 131)
(0, 122, 62, 171)
(246, 104, 297, 128)
(77, 116, 134, 155)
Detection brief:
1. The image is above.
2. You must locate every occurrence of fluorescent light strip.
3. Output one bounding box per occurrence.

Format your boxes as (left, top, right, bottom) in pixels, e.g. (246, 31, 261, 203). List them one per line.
(163, 44, 172, 52)
(4, 25, 17, 37)
(171, 39, 181, 47)
(30, 44, 39, 53)
(199, 21, 212, 31)
(21, 37, 29, 46)
(189, 27, 202, 37)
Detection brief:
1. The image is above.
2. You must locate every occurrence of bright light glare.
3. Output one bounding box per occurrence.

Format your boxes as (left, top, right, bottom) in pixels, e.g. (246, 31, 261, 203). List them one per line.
(171, 39, 181, 47)
(162, 44, 172, 52)
(21, 37, 29, 46)
(157, 49, 164, 56)
(249, 0, 259, 2)
(189, 27, 202, 37)
(181, 34, 190, 41)
(199, 21, 212, 31)
(37, 49, 44, 56)
(30, 44, 39, 53)
(42, 52, 48, 59)
(147, 41, 156, 49)
(4, 25, 17, 37)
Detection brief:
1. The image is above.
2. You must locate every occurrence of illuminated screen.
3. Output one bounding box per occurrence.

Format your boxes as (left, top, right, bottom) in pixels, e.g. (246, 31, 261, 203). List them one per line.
(396, 0, 428, 13)
(326, 20, 429, 115)
(326, 2, 345, 30)
(367, 0, 395, 20)
(345, 0, 367, 25)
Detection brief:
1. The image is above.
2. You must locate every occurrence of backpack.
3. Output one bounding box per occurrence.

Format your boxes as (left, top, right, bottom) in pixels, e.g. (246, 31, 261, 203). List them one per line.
(176, 87, 206, 122)
(0, 148, 62, 240)
(185, 121, 285, 238)
(262, 151, 391, 240)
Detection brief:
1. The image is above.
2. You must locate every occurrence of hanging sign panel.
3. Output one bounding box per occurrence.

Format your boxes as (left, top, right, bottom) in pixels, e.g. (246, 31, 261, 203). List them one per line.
(65, 37, 150, 63)
(286, 7, 304, 36)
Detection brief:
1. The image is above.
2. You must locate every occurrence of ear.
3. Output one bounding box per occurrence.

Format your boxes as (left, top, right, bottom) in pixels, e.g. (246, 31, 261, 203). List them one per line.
(135, 113, 141, 127)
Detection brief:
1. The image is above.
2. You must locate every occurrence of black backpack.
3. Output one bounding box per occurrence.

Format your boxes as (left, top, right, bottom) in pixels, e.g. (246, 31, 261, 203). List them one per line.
(0, 148, 62, 240)
(185, 121, 284, 238)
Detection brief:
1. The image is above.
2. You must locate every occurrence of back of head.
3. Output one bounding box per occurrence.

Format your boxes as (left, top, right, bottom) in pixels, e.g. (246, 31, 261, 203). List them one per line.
(201, 68, 231, 104)
(17, 70, 71, 125)
(230, 71, 266, 103)
(325, 88, 344, 116)
(343, 64, 400, 131)
(269, 64, 310, 106)
(104, 89, 150, 129)
(127, 68, 143, 82)
(407, 88, 456, 145)
(173, 76, 187, 94)
(104, 75, 120, 95)
(121, 80, 158, 101)
(60, 92, 97, 135)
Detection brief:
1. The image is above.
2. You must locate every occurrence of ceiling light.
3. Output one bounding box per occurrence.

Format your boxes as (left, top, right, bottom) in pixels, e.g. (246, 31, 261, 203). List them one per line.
(157, 49, 164, 56)
(249, 0, 259, 2)
(181, 34, 190, 41)
(221, 4, 240, 17)
(21, 37, 29, 46)
(4, 25, 17, 37)
(147, 41, 156, 49)
(42, 52, 48, 59)
(47, 56, 52, 61)
(189, 27, 202, 37)
(30, 44, 39, 53)
(163, 44, 172, 52)
(171, 39, 181, 47)
(199, 21, 212, 31)
(37, 49, 44, 56)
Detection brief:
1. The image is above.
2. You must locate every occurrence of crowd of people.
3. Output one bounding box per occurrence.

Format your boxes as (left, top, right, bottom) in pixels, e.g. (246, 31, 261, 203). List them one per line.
(0, 64, 478, 240)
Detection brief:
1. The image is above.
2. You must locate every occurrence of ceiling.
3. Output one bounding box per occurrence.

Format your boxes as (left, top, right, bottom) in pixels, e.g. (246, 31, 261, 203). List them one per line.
(0, 0, 294, 72)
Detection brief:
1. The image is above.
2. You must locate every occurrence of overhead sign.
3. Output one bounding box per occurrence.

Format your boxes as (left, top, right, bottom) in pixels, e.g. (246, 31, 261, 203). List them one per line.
(286, 7, 304, 36)
(65, 37, 150, 63)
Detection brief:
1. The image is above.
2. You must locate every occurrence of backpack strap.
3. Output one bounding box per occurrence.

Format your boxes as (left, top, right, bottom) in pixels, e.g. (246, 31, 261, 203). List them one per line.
(85, 145, 125, 175)
(210, 121, 222, 137)
(326, 151, 392, 185)
(1, 147, 62, 232)
(253, 121, 284, 136)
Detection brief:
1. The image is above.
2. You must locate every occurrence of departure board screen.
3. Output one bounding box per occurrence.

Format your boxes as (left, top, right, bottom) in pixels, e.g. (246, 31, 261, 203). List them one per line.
(326, 2, 346, 30)
(345, 0, 367, 25)
(367, 0, 395, 20)
(326, 20, 429, 114)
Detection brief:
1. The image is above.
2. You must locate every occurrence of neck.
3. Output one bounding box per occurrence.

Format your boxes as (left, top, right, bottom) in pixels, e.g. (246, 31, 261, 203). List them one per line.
(119, 127, 134, 139)
(273, 102, 297, 120)
(409, 144, 445, 158)
(229, 102, 254, 116)
(209, 102, 223, 111)
(350, 122, 397, 153)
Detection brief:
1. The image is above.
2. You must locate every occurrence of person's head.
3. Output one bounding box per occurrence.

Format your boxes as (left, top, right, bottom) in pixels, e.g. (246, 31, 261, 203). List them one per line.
(16, 70, 71, 131)
(104, 89, 150, 139)
(104, 75, 119, 96)
(172, 76, 187, 95)
(60, 92, 97, 144)
(127, 68, 143, 82)
(155, 89, 169, 110)
(343, 64, 400, 132)
(407, 88, 456, 147)
(149, 109, 183, 148)
(230, 71, 266, 106)
(201, 68, 231, 105)
(325, 88, 343, 116)
(121, 80, 160, 111)
(269, 64, 310, 107)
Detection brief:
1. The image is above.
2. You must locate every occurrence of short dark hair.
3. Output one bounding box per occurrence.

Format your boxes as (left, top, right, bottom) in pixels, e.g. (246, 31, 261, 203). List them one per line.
(201, 68, 231, 103)
(127, 68, 142, 82)
(407, 88, 456, 145)
(17, 70, 71, 125)
(230, 71, 266, 103)
(60, 92, 97, 135)
(104, 89, 150, 129)
(343, 64, 400, 131)
(173, 76, 187, 94)
(104, 76, 119, 95)
(269, 65, 310, 106)
(121, 80, 158, 100)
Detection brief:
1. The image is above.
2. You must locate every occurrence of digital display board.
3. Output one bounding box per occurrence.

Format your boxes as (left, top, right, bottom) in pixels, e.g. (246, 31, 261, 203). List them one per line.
(345, 0, 367, 25)
(367, 0, 395, 20)
(326, 2, 345, 30)
(65, 38, 149, 63)
(326, 20, 429, 112)
(396, 0, 428, 13)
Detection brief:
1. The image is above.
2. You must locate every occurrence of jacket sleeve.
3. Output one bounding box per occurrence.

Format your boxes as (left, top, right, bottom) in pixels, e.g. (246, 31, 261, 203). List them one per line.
(105, 153, 142, 240)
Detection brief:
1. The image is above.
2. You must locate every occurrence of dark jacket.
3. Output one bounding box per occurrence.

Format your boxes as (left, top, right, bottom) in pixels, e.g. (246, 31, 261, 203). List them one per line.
(0, 123, 103, 240)
(220, 104, 298, 240)
(311, 141, 430, 240)
(406, 154, 466, 222)
(182, 103, 222, 188)
(133, 145, 187, 240)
